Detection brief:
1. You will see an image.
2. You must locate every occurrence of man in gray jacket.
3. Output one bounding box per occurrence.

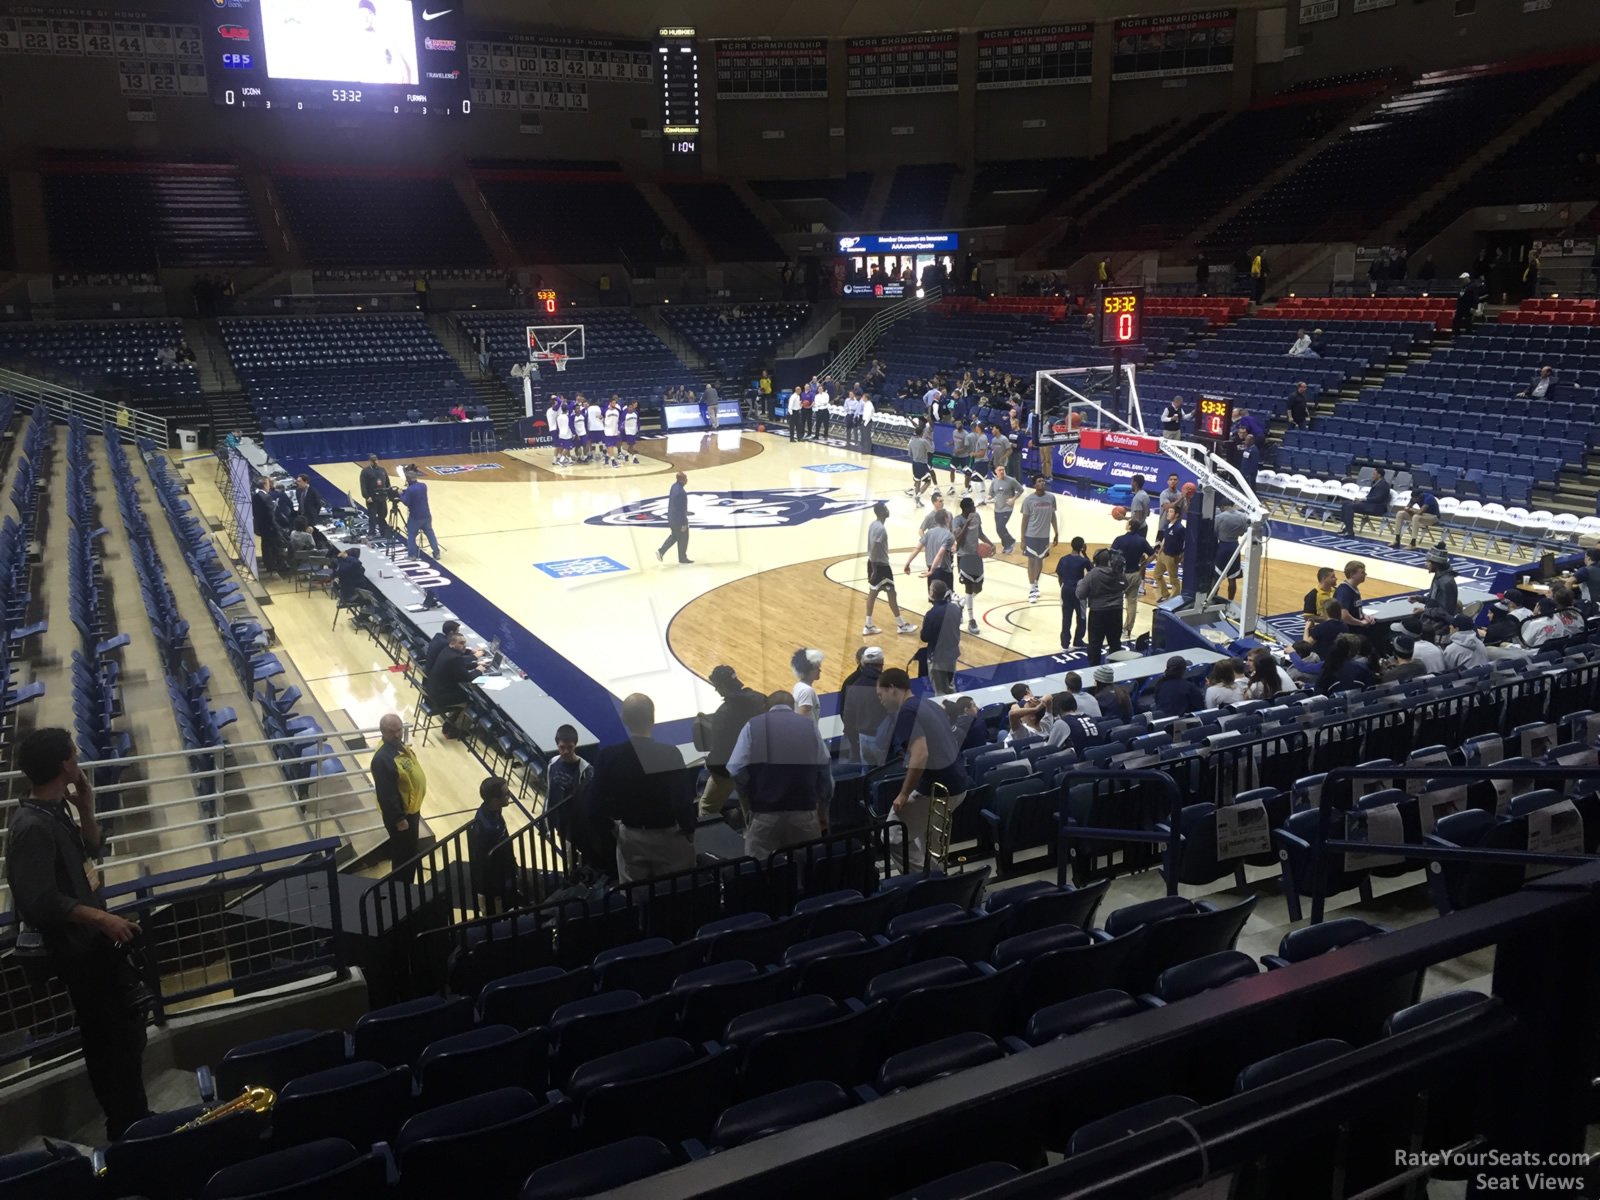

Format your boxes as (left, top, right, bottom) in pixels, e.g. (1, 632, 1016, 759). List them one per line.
(1077, 548, 1127, 666)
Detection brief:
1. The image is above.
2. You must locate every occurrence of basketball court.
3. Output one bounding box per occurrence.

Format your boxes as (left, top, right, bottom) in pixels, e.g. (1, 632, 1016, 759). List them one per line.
(297, 428, 1435, 731)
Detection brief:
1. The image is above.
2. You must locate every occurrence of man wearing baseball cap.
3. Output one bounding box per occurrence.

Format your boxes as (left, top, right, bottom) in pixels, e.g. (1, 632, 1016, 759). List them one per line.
(698, 665, 768, 815)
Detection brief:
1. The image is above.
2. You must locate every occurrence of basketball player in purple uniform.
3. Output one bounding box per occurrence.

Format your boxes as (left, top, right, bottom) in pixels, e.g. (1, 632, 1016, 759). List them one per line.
(623, 401, 641, 463)
(554, 398, 574, 466)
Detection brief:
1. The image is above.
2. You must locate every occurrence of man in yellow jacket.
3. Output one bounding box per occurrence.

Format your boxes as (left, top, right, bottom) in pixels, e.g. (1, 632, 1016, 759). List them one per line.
(372, 712, 427, 875)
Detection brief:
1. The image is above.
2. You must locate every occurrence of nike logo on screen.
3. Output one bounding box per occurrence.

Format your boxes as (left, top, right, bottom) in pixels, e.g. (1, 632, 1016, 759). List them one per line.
(422, 8, 452, 19)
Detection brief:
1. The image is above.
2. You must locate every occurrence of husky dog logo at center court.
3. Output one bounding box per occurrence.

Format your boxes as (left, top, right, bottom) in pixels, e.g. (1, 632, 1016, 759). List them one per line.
(586, 487, 877, 529)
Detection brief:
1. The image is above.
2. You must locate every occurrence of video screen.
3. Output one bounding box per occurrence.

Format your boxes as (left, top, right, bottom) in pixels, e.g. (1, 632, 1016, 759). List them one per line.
(261, 0, 419, 86)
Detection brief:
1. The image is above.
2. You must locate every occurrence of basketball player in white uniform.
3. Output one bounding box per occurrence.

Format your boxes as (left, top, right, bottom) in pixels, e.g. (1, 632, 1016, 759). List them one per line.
(586, 396, 604, 462)
(571, 400, 588, 463)
(623, 401, 641, 463)
(555, 399, 573, 466)
(602, 397, 622, 467)
(544, 399, 561, 465)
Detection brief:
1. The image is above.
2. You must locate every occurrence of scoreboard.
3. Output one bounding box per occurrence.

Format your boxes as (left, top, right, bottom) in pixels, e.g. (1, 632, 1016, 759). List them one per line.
(657, 27, 701, 162)
(1198, 395, 1236, 443)
(1095, 287, 1145, 348)
(535, 288, 559, 316)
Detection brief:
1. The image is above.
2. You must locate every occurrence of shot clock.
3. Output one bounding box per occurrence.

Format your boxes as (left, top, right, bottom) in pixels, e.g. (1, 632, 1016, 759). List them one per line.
(1197, 394, 1235, 444)
(535, 288, 559, 316)
(1095, 286, 1144, 348)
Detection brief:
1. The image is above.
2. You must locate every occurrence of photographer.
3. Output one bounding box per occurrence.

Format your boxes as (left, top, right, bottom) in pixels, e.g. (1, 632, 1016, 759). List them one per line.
(399, 466, 441, 560)
(5, 728, 148, 1139)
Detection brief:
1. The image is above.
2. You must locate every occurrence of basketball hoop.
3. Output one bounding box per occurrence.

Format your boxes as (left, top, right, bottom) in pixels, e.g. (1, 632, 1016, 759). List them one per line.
(551, 353, 568, 373)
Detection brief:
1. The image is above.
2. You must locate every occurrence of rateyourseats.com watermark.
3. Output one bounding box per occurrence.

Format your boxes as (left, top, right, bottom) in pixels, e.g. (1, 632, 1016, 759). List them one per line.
(1397, 1149, 1595, 1192)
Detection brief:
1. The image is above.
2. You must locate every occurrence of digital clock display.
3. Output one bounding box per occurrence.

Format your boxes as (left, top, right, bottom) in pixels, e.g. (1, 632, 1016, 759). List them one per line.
(536, 288, 559, 315)
(1095, 286, 1144, 348)
(1198, 394, 1234, 442)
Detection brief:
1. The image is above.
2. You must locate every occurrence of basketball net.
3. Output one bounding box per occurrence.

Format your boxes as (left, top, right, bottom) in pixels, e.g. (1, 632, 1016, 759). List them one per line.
(552, 353, 567, 373)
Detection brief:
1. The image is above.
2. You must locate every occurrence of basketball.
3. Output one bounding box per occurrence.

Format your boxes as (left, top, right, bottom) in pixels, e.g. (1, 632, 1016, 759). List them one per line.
(1182, 482, 1198, 497)
(1111, 505, 1127, 520)
(978, 542, 995, 558)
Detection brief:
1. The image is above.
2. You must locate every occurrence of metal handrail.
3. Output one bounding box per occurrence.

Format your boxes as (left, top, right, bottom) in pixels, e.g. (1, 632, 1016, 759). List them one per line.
(1308, 762, 1600, 922)
(0, 369, 169, 448)
(822, 286, 942, 382)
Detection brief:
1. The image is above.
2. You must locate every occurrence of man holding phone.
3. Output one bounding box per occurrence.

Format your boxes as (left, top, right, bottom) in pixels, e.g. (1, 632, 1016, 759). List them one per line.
(5, 728, 148, 1138)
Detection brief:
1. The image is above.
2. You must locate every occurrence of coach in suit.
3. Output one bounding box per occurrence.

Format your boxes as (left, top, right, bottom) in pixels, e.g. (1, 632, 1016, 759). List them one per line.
(294, 474, 325, 524)
(656, 472, 692, 564)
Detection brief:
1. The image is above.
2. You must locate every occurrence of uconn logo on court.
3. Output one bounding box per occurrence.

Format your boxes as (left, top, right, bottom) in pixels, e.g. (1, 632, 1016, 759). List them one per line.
(586, 488, 877, 529)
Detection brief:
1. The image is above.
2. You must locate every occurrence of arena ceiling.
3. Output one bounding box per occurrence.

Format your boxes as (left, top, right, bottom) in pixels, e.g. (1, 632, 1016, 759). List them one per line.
(455, 0, 1277, 39)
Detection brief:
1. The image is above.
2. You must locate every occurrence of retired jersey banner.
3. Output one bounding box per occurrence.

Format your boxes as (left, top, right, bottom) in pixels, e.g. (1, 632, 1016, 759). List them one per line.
(1299, 0, 1341, 23)
(1112, 9, 1235, 80)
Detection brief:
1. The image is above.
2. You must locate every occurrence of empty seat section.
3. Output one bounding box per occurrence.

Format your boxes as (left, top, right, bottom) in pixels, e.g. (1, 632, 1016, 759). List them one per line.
(273, 172, 490, 267)
(659, 183, 782, 260)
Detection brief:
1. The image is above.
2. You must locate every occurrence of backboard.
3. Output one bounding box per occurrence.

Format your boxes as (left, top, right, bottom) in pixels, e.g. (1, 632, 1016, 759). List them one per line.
(527, 323, 587, 361)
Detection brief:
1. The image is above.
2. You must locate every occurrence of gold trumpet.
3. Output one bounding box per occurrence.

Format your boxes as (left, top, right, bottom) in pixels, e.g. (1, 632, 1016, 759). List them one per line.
(176, 1085, 276, 1131)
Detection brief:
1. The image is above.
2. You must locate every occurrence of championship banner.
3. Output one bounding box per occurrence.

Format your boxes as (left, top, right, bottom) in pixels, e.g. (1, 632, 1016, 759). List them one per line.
(714, 38, 827, 99)
(1112, 9, 1235, 80)
(976, 24, 1093, 89)
(845, 32, 958, 96)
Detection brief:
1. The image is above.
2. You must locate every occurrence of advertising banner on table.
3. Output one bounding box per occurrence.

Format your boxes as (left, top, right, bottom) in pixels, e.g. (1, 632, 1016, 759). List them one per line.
(1054, 443, 1199, 490)
(976, 24, 1093, 89)
(713, 38, 827, 99)
(664, 401, 744, 431)
(1111, 9, 1235, 80)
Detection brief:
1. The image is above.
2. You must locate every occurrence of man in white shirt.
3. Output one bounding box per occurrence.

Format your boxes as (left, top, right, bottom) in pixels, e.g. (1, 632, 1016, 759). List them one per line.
(726, 692, 832, 860)
(586, 397, 604, 461)
(1518, 365, 1556, 400)
(922, 386, 944, 423)
(813, 386, 832, 441)
(544, 400, 561, 464)
(1288, 329, 1314, 357)
(857, 394, 876, 453)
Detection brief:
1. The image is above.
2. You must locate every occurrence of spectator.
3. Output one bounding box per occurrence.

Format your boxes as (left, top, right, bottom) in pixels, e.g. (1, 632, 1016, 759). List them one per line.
(840, 647, 889, 764)
(1250, 250, 1266, 303)
(1453, 272, 1480, 334)
(545, 724, 609, 871)
(1334, 560, 1376, 630)
(1045, 691, 1099, 752)
(919, 581, 963, 695)
(1288, 328, 1313, 357)
(1574, 546, 1600, 606)
(1160, 394, 1185, 439)
(287, 518, 316, 561)
(1288, 382, 1312, 429)
(1441, 614, 1490, 670)
(1518, 365, 1557, 400)
(790, 648, 824, 722)
(726, 690, 832, 859)
(877, 668, 971, 873)
(1382, 637, 1430, 684)
(1232, 407, 1266, 446)
(1006, 684, 1050, 741)
(1392, 489, 1440, 548)
(1092, 664, 1133, 723)
(1237, 432, 1260, 489)
(1150, 656, 1205, 717)
(1339, 475, 1392, 538)
(467, 777, 519, 911)
(1077, 548, 1126, 665)
(1204, 660, 1247, 708)
(252, 476, 286, 573)
(1245, 648, 1297, 699)
(1195, 252, 1210, 292)
(1309, 598, 1347, 660)
(1063, 670, 1100, 719)
(371, 713, 427, 874)
(698, 665, 769, 814)
(591, 693, 695, 882)
(1399, 547, 1459, 629)
(1308, 328, 1327, 357)
(1302, 567, 1338, 636)
(5, 728, 148, 1140)
(1407, 627, 1447, 674)
(1318, 633, 1378, 693)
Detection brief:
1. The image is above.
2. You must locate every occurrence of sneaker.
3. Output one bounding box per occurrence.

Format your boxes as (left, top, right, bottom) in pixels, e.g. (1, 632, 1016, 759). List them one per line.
(1029, 587, 1039, 604)
(655, 549, 664, 562)
(862, 623, 881, 635)
(896, 619, 916, 634)
(967, 620, 980, 634)
(915, 497, 925, 507)
(633, 455, 641, 464)
(905, 488, 916, 496)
